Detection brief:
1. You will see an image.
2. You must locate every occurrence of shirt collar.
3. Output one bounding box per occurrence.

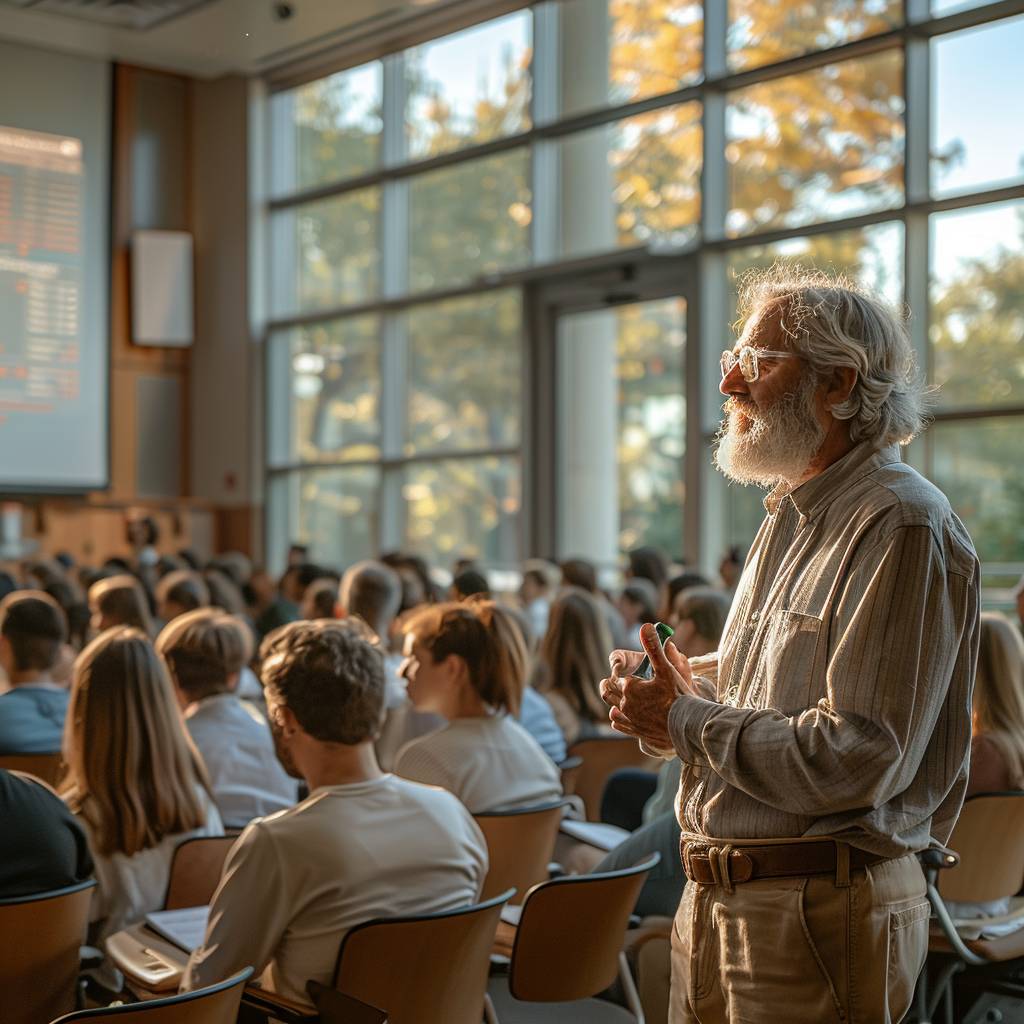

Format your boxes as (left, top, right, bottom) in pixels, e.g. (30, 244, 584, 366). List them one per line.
(764, 440, 902, 521)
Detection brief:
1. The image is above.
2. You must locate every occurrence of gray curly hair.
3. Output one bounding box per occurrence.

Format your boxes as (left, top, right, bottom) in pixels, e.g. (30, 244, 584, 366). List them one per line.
(737, 266, 930, 446)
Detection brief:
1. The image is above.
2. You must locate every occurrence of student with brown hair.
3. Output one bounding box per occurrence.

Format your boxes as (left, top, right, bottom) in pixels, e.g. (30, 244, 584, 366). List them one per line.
(88, 574, 155, 637)
(61, 628, 222, 972)
(0, 591, 70, 755)
(395, 598, 561, 813)
(156, 608, 297, 827)
(155, 569, 210, 624)
(535, 586, 615, 745)
(182, 620, 486, 1009)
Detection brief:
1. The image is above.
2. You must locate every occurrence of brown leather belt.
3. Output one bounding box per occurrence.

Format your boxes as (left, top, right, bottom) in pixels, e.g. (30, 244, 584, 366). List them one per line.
(681, 836, 888, 887)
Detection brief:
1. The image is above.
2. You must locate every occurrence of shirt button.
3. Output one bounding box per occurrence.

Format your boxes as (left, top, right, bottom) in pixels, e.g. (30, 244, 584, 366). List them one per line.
(750, 610, 760, 622)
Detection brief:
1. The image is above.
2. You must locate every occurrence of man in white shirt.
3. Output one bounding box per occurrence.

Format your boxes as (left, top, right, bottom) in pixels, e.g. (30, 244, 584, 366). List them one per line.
(155, 608, 297, 827)
(181, 619, 488, 1008)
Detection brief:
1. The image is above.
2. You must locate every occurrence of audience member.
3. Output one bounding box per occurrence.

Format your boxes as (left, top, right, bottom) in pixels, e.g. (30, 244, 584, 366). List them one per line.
(0, 768, 93, 898)
(626, 546, 670, 610)
(0, 592, 70, 755)
(718, 545, 746, 591)
(62, 628, 222, 980)
(395, 600, 561, 812)
(665, 586, 732, 658)
(535, 586, 615, 745)
(279, 563, 330, 608)
(382, 551, 442, 605)
(300, 578, 338, 620)
(967, 611, 1024, 797)
(559, 557, 627, 647)
(182, 620, 487, 1008)
(88, 574, 155, 637)
(519, 558, 560, 640)
(663, 570, 711, 620)
(156, 608, 297, 827)
(339, 560, 443, 771)
(450, 569, 490, 601)
(44, 579, 90, 651)
(249, 568, 298, 639)
(203, 568, 250, 618)
(285, 542, 309, 568)
(156, 570, 210, 623)
(617, 578, 660, 648)
(502, 603, 566, 764)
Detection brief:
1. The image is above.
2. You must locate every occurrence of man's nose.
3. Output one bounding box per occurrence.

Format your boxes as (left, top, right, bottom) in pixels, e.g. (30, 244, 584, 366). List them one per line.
(719, 362, 749, 397)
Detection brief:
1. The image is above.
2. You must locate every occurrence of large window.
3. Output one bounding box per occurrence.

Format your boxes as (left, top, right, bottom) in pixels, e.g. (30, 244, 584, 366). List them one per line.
(264, 1, 1024, 597)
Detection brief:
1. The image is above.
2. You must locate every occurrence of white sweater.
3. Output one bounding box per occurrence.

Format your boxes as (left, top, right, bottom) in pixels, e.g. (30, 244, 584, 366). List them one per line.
(183, 775, 488, 1008)
(394, 714, 563, 814)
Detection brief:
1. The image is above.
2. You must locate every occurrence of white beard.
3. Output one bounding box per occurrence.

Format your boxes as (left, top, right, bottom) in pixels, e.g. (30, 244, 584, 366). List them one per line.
(713, 374, 826, 489)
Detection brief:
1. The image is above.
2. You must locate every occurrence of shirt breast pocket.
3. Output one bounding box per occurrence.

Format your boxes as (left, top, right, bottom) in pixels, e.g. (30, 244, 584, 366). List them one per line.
(763, 609, 824, 701)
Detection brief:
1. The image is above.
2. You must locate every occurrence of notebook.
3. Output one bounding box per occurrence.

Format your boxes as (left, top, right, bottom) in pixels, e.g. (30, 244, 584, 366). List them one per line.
(144, 905, 210, 953)
(558, 819, 631, 852)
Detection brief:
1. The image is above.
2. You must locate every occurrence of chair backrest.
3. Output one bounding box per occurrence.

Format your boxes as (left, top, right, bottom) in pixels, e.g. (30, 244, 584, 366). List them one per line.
(0, 880, 95, 1024)
(509, 853, 659, 1002)
(567, 737, 658, 821)
(332, 889, 514, 1024)
(50, 967, 253, 1023)
(938, 792, 1024, 903)
(163, 835, 237, 910)
(473, 801, 566, 904)
(0, 752, 65, 787)
(558, 756, 583, 797)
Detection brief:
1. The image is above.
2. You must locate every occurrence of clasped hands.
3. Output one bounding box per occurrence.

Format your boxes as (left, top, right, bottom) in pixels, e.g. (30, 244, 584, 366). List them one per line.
(599, 622, 696, 752)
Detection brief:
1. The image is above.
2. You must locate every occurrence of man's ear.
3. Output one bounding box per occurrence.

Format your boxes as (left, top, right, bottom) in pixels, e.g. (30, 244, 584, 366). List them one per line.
(276, 703, 300, 736)
(225, 671, 240, 693)
(824, 366, 857, 411)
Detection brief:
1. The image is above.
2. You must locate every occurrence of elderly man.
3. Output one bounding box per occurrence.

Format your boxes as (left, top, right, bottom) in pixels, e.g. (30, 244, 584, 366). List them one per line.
(602, 270, 980, 1024)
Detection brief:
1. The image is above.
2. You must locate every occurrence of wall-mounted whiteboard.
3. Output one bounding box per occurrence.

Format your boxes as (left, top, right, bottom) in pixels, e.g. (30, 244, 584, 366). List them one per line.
(131, 229, 193, 347)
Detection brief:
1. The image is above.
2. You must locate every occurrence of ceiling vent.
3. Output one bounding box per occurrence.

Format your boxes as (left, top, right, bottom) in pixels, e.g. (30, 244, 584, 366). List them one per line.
(0, 0, 219, 31)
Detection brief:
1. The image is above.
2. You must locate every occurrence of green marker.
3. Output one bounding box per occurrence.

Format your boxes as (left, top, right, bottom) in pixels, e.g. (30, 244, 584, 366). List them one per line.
(635, 621, 674, 680)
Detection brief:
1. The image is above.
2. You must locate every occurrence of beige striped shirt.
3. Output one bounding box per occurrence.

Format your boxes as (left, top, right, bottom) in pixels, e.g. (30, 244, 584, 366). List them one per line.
(670, 441, 980, 858)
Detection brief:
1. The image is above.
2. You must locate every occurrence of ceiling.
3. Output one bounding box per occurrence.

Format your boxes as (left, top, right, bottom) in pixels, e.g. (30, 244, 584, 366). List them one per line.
(0, 0, 442, 78)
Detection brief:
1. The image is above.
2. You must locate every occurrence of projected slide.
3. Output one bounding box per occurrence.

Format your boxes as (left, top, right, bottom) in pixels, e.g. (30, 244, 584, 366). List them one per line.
(0, 124, 106, 491)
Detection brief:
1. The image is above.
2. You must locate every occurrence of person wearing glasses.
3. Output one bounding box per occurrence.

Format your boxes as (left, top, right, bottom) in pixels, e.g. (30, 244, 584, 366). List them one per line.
(600, 268, 980, 1024)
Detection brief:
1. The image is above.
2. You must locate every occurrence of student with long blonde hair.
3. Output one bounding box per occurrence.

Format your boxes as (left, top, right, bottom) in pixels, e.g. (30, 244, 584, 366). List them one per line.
(62, 627, 222, 975)
(535, 586, 615, 745)
(395, 598, 561, 813)
(968, 611, 1024, 796)
(88, 574, 155, 638)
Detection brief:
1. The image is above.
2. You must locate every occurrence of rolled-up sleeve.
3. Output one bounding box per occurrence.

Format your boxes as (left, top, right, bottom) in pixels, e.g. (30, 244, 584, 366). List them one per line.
(667, 525, 977, 818)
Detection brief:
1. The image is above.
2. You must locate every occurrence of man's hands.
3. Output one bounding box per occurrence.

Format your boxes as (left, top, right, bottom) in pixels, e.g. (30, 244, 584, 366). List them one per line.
(599, 622, 695, 751)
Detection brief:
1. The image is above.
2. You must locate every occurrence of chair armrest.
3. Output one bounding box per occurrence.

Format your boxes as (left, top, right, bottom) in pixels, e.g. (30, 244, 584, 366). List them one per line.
(307, 982, 388, 1023)
(919, 845, 959, 871)
(925, 881, 989, 968)
(622, 916, 673, 955)
(242, 985, 320, 1023)
(79, 945, 105, 970)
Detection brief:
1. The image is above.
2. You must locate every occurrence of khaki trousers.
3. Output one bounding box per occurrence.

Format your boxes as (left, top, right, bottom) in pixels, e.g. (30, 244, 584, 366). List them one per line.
(669, 853, 929, 1023)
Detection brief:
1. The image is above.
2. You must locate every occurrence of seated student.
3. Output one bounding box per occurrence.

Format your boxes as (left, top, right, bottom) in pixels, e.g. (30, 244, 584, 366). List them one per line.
(155, 608, 298, 827)
(155, 570, 210, 624)
(0, 591, 70, 755)
(395, 599, 562, 813)
(338, 560, 444, 771)
(88, 575, 155, 637)
(967, 611, 1024, 796)
(0, 768, 93, 898)
(182, 620, 487, 1007)
(534, 587, 616, 746)
(61, 628, 222, 971)
(616, 578, 659, 650)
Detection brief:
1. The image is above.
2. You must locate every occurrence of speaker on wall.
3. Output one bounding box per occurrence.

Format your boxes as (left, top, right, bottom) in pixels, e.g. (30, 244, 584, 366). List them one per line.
(130, 229, 194, 347)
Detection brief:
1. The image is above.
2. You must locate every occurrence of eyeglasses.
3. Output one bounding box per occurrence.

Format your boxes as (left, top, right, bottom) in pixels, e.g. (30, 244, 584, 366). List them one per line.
(719, 346, 795, 383)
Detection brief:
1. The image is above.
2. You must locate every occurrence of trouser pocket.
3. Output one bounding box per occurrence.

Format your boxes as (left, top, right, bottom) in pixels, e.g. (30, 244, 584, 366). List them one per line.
(886, 899, 930, 1021)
